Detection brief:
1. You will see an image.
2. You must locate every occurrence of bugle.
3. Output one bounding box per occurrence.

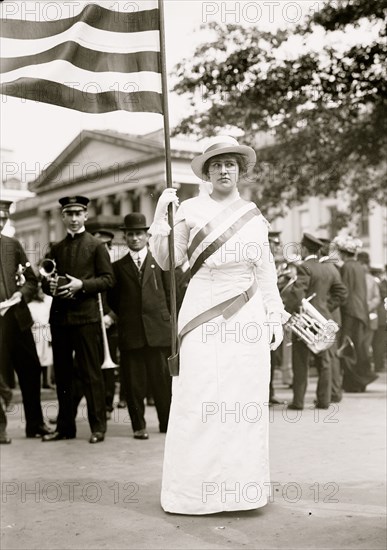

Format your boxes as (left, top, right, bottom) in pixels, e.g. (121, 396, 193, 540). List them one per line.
(97, 293, 118, 370)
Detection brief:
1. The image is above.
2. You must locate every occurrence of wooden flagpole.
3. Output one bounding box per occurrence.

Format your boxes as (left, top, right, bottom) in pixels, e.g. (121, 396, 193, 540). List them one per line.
(158, 0, 179, 375)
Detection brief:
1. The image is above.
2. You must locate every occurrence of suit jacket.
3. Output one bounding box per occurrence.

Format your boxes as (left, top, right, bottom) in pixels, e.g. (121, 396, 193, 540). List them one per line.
(108, 249, 171, 350)
(0, 234, 37, 331)
(340, 258, 369, 325)
(283, 257, 348, 322)
(43, 231, 114, 326)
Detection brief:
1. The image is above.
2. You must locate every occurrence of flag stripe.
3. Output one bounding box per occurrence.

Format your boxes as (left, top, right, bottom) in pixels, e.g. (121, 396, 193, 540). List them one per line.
(1, 26, 160, 58)
(0, 78, 163, 114)
(0, 1, 163, 114)
(1, 1, 159, 20)
(1, 60, 162, 93)
(0, 5, 160, 39)
(1, 43, 160, 75)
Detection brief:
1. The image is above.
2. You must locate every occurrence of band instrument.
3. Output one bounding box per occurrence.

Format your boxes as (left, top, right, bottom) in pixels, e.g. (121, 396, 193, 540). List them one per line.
(286, 294, 339, 354)
(15, 262, 31, 286)
(97, 293, 118, 370)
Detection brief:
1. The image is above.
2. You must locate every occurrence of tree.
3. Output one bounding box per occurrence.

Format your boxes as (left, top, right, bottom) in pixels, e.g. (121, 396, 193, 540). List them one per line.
(172, 0, 387, 217)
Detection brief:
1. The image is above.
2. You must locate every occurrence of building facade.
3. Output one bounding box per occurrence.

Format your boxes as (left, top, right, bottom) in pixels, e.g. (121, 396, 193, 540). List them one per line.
(8, 130, 387, 270)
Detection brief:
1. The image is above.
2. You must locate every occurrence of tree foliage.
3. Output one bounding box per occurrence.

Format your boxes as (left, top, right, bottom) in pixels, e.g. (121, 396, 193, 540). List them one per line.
(172, 0, 387, 216)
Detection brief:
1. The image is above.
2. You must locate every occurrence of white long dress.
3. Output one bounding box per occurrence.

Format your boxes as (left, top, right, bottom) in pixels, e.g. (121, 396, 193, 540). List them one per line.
(149, 192, 288, 515)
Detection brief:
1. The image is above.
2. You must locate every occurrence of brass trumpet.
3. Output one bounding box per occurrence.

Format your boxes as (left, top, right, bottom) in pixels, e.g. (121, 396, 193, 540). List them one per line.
(39, 258, 57, 281)
(97, 293, 118, 370)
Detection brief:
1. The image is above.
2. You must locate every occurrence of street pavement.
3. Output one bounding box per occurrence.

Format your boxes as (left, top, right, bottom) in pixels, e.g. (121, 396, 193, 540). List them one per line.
(1, 373, 386, 550)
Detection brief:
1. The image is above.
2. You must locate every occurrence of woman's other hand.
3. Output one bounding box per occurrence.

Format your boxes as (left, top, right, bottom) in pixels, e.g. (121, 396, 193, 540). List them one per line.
(268, 313, 284, 351)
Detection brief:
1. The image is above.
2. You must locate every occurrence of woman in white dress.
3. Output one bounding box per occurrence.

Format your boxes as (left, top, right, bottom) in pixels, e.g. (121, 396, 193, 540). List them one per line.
(149, 136, 289, 515)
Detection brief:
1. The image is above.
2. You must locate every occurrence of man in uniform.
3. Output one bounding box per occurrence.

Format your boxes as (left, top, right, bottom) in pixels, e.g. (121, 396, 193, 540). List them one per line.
(0, 199, 51, 440)
(42, 196, 114, 443)
(283, 233, 347, 410)
(107, 213, 172, 440)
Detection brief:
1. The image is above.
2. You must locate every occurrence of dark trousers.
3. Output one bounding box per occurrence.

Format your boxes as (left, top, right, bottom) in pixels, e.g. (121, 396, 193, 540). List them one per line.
(341, 316, 372, 391)
(0, 310, 44, 434)
(120, 346, 172, 433)
(292, 338, 331, 408)
(51, 323, 106, 436)
(328, 340, 343, 402)
(269, 345, 283, 401)
(372, 326, 386, 372)
(0, 373, 12, 434)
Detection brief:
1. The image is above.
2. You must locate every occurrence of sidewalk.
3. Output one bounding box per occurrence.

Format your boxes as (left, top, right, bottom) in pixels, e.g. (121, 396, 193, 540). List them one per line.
(1, 374, 386, 550)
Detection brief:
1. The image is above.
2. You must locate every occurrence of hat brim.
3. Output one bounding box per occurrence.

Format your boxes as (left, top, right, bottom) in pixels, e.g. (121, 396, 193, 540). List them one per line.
(191, 145, 256, 181)
(119, 225, 149, 231)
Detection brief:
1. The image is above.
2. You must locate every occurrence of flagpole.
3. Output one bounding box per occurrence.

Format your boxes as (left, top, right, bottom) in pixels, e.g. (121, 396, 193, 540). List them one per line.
(158, 0, 179, 374)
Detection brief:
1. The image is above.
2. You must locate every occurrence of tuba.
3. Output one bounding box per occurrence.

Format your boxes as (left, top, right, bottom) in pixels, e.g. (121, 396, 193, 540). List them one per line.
(286, 294, 339, 354)
(97, 293, 118, 370)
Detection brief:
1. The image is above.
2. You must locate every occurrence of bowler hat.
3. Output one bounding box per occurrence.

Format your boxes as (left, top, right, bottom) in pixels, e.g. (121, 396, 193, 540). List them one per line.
(120, 212, 149, 231)
(191, 136, 256, 181)
(301, 233, 323, 253)
(59, 196, 89, 211)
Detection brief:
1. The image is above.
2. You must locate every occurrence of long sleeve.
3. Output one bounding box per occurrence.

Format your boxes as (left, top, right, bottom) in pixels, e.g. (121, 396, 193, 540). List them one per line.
(149, 204, 190, 271)
(254, 217, 290, 324)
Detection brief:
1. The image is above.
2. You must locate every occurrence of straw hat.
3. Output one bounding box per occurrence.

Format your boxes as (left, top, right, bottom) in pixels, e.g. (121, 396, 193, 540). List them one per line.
(191, 136, 256, 181)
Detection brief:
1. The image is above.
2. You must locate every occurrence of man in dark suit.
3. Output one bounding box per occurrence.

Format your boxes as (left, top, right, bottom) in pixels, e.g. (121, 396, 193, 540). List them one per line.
(333, 236, 378, 392)
(283, 233, 348, 410)
(107, 213, 172, 440)
(0, 199, 51, 440)
(42, 196, 114, 443)
(318, 238, 348, 403)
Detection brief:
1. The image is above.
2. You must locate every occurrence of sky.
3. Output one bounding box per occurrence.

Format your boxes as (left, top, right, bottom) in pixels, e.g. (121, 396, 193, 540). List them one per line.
(0, 0, 378, 180)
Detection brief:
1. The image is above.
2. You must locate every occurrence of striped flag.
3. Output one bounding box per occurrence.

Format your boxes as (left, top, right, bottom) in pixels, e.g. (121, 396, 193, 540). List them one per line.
(0, 0, 163, 114)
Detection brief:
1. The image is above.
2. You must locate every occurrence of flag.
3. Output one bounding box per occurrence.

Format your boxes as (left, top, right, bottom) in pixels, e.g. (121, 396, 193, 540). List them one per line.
(0, 0, 162, 114)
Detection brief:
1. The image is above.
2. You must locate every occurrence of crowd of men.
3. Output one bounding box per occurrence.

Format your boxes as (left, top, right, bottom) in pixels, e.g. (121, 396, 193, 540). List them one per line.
(0, 196, 385, 444)
(269, 231, 386, 410)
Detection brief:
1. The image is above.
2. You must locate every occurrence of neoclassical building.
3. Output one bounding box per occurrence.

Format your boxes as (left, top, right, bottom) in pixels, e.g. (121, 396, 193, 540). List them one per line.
(9, 129, 387, 269)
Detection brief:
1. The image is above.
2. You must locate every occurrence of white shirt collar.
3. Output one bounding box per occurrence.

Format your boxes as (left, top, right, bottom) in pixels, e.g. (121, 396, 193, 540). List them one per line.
(304, 254, 318, 262)
(67, 227, 85, 237)
(129, 246, 148, 264)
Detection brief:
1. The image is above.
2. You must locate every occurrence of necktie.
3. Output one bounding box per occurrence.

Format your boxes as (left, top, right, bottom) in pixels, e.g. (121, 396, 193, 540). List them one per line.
(135, 255, 142, 282)
(135, 255, 141, 270)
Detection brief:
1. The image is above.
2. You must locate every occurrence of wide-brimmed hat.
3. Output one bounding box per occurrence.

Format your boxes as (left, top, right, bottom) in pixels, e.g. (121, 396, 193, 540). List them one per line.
(120, 212, 149, 231)
(333, 235, 363, 254)
(191, 136, 256, 181)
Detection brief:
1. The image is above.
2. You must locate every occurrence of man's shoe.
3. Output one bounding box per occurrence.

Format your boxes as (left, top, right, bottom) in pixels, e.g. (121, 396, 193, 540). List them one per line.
(0, 434, 12, 444)
(116, 400, 126, 409)
(42, 431, 75, 442)
(134, 429, 149, 440)
(89, 432, 105, 444)
(287, 404, 303, 410)
(269, 397, 285, 405)
(26, 424, 54, 438)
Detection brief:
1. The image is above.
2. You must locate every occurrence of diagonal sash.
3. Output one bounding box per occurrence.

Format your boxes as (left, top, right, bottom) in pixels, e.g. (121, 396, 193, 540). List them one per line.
(187, 198, 247, 259)
(190, 205, 261, 277)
